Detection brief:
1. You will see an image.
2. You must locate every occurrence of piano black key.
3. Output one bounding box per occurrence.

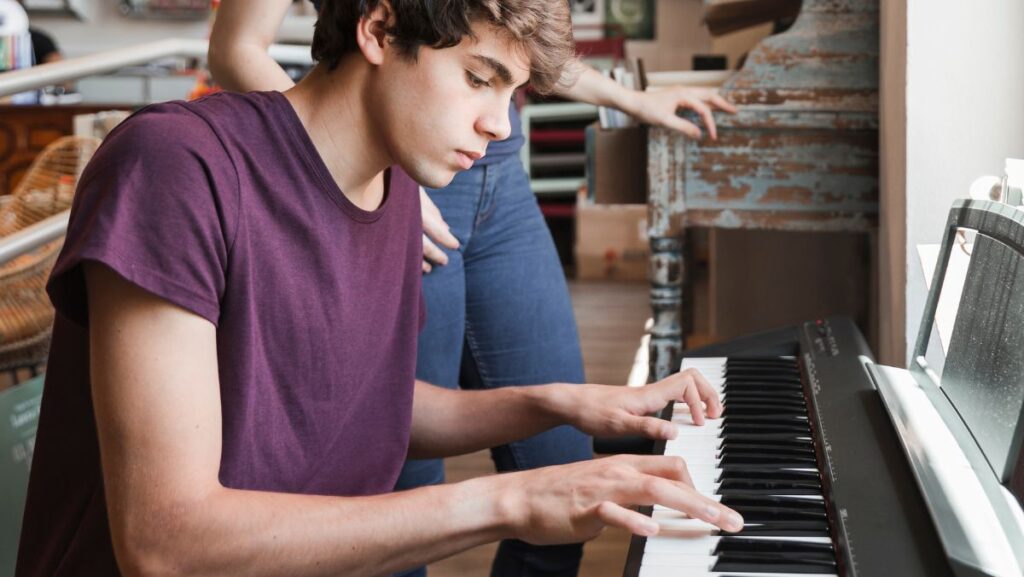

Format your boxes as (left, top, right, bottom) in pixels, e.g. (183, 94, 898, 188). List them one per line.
(725, 358, 799, 368)
(716, 474, 821, 487)
(724, 361, 797, 369)
(725, 370, 801, 380)
(729, 520, 831, 537)
(723, 388, 804, 398)
(715, 537, 833, 555)
(713, 554, 836, 575)
(725, 360, 799, 370)
(717, 464, 819, 476)
(719, 443, 815, 455)
(720, 418, 806, 426)
(719, 505, 828, 522)
(724, 377, 802, 385)
(727, 355, 798, 363)
(717, 469, 821, 483)
(719, 451, 817, 462)
(719, 495, 827, 511)
(718, 488, 823, 497)
(722, 396, 807, 406)
(722, 389, 806, 400)
(722, 396, 806, 405)
(717, 479, 822, 493)
(716, 545, 835, 561)
(720, 371, 798, 383)
(724, 372, 801, 381)
(721, 423, 810, 435)
(720, 465, 820, 478)
(723, 397, 808, 408)
(724, 383, 802, 393)
(722, 405, 806, 416)
(718, 433, 813, 445)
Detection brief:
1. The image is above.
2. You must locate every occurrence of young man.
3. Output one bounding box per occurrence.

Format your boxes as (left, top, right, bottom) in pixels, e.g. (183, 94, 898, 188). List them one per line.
(210, 3, 736, 576)
(17, 1, 742, 575)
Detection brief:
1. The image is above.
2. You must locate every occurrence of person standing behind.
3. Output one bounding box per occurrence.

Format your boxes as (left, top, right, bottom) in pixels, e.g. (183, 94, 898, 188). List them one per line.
(209, 2, 736, 576)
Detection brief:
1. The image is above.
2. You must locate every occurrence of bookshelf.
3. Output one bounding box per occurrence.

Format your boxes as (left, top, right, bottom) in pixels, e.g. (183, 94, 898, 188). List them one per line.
(520, 101, 598, 198)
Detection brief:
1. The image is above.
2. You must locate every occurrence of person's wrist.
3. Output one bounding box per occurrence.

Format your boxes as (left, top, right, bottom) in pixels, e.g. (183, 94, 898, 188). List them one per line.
(461, 474, 524, 541)
(522, 383, 574, 428)
(616, 88, 643, 119)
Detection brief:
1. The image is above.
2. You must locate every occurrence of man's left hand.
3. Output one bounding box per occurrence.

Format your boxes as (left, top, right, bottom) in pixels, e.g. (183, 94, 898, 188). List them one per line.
(547, 368, 724, 441)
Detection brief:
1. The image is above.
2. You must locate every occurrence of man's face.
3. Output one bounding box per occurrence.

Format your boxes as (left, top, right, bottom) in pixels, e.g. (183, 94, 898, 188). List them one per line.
(368, 21, 531, 188)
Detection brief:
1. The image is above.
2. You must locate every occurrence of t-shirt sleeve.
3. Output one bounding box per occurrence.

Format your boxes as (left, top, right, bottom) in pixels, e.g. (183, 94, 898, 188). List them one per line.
(47, 104, 239, 327)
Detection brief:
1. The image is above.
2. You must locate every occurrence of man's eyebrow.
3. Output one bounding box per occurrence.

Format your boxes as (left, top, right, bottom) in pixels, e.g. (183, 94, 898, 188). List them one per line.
(471, 54, 528, 88)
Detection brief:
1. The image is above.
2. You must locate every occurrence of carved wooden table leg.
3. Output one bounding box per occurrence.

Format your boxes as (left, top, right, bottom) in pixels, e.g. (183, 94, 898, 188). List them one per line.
(649, 235, 684, 382)
(647, 126, 686, 382)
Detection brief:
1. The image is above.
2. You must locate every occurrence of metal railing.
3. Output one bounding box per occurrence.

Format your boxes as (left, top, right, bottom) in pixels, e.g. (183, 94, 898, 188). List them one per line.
(0, 38, 313, 266)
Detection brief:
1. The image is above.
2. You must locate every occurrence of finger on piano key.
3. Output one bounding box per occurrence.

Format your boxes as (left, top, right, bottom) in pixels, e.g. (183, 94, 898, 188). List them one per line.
(646, 510, 832, 546)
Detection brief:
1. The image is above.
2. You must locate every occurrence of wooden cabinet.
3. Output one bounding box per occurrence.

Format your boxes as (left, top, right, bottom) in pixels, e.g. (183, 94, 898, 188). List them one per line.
(0, 105, 131, 196)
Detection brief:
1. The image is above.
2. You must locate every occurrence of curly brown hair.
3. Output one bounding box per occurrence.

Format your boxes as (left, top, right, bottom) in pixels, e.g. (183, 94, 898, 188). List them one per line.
(311, 0, 576, 94)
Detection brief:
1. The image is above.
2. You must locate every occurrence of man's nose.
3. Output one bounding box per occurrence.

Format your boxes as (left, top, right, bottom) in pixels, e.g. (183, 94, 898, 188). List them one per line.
(477, 103, 512, 142)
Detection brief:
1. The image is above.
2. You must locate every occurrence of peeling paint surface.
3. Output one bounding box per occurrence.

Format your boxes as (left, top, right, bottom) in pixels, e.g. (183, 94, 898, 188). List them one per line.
(645, 0, 880, 380)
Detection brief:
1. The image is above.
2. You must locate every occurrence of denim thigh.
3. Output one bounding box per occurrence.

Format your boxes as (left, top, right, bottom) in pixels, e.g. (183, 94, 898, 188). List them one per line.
(393, 157, 591, 577)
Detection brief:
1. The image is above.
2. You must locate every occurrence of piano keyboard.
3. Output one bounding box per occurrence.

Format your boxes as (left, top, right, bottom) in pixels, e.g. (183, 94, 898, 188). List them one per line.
(638, 356, 838, 577)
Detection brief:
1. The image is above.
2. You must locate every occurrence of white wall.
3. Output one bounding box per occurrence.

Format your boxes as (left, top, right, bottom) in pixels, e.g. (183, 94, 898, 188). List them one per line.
(903, 0, 1024, 361)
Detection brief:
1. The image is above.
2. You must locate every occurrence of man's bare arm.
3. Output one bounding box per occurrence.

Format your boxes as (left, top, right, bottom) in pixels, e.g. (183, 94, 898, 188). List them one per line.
(85, 263, 516, 576)
(407, 368, 723, 460)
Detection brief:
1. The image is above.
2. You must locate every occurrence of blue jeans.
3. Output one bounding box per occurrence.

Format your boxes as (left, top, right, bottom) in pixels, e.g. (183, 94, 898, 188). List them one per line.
(394, 155, 592, 577)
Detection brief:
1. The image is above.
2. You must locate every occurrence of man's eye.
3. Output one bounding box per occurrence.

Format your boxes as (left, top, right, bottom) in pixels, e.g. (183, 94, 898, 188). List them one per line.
(466, 72, 490, 88)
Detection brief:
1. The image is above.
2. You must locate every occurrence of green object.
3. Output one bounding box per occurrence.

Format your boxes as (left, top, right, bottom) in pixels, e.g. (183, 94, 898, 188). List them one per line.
(0, 375, 44, 577)
(605, 0, 655, 40)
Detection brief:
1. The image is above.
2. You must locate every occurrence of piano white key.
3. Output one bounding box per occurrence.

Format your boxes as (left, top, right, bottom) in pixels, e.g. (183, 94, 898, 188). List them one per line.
(670, 420, 723, 434)
(681, 357, 728, 367)
(637, 356, 836, 577)
(639, 512, 835, 577)
(638, 552, 717, 567)
(663, 436, 721, 451)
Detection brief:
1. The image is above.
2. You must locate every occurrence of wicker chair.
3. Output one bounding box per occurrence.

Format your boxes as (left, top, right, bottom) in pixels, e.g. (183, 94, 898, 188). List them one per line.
(0, 136, 101, 380)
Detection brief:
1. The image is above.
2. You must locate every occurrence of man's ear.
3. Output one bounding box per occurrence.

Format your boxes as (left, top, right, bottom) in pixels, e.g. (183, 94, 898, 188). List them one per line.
(355, 0, 393, 65)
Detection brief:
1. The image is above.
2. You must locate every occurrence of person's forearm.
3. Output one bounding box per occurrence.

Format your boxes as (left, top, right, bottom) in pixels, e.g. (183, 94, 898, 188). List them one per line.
(553, 61, 640, 114)
(408, 380, 573, 459)
(208, 42, 296, 93)
(117, 476, 510, 577)
(208, 0, 296, 93)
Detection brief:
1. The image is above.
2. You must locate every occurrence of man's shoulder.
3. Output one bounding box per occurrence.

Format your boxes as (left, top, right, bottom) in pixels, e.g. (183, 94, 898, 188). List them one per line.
(107, 91, 277, 147)
(99, 99, 224, 162)
(79, 97, 244, 201)
(94, 92, 283, 173)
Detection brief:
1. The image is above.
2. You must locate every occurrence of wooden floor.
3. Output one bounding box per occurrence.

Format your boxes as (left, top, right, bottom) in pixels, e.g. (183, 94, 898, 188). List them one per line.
(429, 279, 650, 577)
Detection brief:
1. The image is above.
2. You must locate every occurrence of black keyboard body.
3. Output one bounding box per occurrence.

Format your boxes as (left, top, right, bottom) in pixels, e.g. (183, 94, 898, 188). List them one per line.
(621, 317, 955, 577)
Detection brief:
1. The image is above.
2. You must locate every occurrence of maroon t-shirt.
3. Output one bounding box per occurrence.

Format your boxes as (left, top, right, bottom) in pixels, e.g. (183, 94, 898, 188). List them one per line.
(16, 91, 423, 576)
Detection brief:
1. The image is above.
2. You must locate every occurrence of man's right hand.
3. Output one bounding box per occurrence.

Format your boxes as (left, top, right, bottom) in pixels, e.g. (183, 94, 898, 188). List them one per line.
(494, 454, 744, 544)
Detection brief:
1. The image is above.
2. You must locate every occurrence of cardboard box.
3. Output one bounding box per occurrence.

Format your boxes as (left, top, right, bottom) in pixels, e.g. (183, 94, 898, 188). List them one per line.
(585, 123, 647, 205)
(575, 197, 649, 281)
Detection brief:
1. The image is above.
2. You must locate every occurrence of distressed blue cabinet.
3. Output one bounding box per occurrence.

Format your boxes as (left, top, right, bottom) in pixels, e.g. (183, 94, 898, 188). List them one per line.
(647, 0, 879, 379)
